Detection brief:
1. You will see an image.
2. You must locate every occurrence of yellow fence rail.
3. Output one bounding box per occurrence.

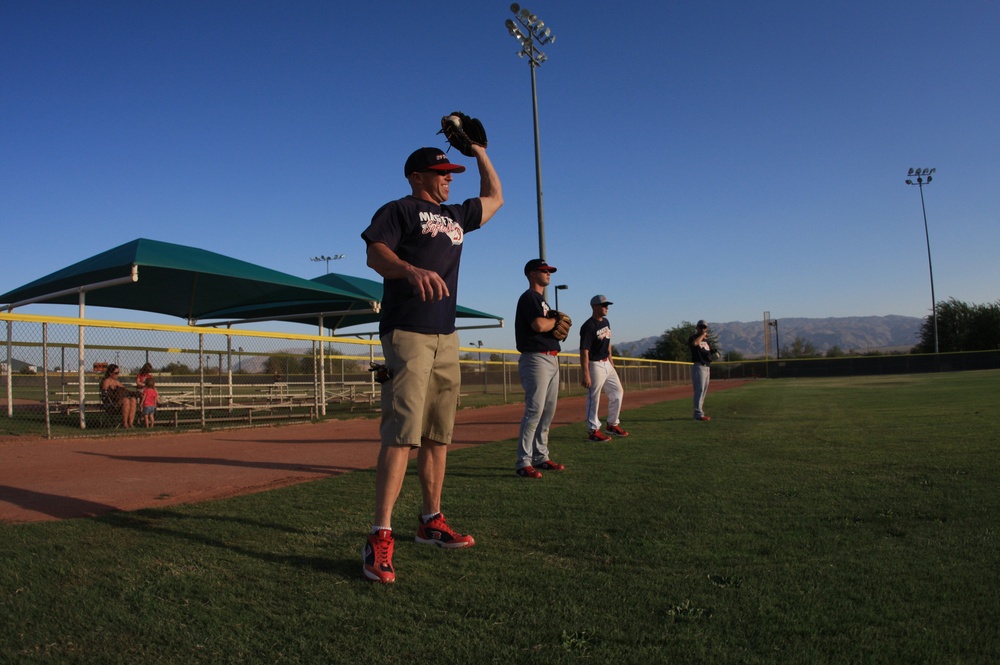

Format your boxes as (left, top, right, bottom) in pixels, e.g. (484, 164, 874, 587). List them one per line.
(2, 312, 691, 438)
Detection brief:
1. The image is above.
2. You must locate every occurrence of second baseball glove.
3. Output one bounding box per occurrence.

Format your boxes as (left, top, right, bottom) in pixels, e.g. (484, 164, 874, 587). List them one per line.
(369, 362, 392, 384)
(439, 111, 488, 157)
(548, 310, 572, 341)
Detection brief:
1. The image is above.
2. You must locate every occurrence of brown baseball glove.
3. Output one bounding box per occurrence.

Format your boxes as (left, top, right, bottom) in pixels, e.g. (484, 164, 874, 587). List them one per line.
(548, 310, 572, 341)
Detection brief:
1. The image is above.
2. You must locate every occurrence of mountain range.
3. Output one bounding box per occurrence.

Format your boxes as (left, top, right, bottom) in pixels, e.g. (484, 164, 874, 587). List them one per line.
(613, 315, 924, 358)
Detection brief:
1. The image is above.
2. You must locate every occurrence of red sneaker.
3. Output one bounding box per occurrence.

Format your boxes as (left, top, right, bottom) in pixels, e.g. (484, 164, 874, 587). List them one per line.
(536, 460, 565, 471)
(516, 465, 543, 478)
(415, 513, 475, 549)
(362, 529, 395, 583)
(695, 415, 711, 421)
(606, 424, 630, 437)
(588, 429, 612, 442)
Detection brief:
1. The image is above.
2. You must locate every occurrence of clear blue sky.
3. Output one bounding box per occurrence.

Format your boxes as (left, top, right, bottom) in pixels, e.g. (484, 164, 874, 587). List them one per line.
(3, 1, 998, 351)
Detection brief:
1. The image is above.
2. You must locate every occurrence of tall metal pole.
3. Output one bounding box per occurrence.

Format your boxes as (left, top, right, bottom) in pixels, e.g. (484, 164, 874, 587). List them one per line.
(506, 4, 555, 300)
(918, 182, 938, 353)
(529, 63, 546, 264)
(554, 284, 567, 312)
(906, 168, 938, 353)
(479, 341, 486, 392)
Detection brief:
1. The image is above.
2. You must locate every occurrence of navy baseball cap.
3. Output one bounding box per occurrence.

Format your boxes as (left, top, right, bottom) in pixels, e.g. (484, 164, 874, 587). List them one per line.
(697, 320, 708, 329)
(591, 295, 613, 307)
(404, 147, 466, 176)
(524, 258, 557, 275)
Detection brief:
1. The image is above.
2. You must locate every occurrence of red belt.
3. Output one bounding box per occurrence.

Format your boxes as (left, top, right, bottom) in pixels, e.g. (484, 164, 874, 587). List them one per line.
(533, 350, 559, 356)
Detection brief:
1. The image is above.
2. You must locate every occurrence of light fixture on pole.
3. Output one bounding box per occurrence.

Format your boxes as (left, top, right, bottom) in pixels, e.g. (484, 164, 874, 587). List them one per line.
(469, 340, 486, 390)
(905, 167, 938, 353)
(554, 284, 568, 312)
(505, 3, 555, 296)
(310, 254, 345, 274)
(768, 320, 780, 360)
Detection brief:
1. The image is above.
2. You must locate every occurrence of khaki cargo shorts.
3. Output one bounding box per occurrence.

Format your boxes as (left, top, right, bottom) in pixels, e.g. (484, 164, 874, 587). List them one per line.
(379, 329, 460, 447)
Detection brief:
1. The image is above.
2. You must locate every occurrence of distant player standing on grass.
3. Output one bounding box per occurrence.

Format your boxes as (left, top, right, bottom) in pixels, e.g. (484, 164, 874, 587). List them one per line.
(579, 295, 628, 441)
(359, 141, 503, 584)
(513, 259, 569, 479)
(689, 320, 714, 421)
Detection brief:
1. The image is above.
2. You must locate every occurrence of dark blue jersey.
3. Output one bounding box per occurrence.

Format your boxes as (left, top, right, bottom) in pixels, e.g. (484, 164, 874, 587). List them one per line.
(580, 317, 612, 361)
(514, 289, 560, 353)
(689, 333, 712, 365)
(362, 195, 483, 335)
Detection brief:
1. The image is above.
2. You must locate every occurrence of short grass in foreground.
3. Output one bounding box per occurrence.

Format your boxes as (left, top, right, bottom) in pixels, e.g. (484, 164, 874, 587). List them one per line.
(1, 371, 998, 663)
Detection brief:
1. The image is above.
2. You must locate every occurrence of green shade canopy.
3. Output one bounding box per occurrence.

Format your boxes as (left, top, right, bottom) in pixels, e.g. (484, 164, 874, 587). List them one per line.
(0, 238, 369, 323)
(200, 272, 503, 332)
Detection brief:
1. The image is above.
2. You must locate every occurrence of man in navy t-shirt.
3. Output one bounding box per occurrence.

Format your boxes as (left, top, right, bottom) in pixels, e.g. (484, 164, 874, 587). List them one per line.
(689, 320, 714, 421)
(579, 295, 629, 441)
(359, 145, 503, 584)
(513, 258, 568, 479)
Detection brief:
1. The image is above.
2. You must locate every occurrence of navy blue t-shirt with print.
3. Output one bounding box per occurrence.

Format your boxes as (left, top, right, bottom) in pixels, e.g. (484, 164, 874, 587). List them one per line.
(362, 195, 483, 336)
(514, 289, 560, 354)
(579, 317, 612, 361)
(689, 333, 712, 365)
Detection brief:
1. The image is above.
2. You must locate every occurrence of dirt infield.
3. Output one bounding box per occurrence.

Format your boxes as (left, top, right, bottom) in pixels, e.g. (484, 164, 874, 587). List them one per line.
(0, 381, 747, 524)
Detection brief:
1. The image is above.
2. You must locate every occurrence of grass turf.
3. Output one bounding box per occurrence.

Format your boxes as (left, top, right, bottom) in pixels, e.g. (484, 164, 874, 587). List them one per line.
(1, 371, 998, 663)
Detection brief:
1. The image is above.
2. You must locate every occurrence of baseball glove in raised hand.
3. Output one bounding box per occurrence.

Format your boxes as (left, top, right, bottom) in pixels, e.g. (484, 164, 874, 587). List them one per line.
(439, 112, 488, 157)
(548, 310, 572, 342)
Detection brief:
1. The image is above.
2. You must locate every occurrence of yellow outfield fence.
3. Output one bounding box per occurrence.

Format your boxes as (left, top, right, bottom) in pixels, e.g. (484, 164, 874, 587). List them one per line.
(1, 312, 692, 438)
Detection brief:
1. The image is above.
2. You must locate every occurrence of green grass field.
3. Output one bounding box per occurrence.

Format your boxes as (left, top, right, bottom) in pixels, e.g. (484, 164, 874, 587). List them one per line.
(2, 372, 998, 663)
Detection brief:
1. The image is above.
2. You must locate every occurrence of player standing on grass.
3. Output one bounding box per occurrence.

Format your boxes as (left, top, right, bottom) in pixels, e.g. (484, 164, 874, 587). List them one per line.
(513, 259, 571, 479)
(579, 295, 629, 441)
(689, 320, 714, 421)
(359, 114, 502, 584)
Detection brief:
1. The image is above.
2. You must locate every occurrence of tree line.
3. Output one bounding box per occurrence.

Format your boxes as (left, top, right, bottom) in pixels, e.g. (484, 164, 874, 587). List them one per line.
(912, 298, 1000, 354)
(643, 298, 1000, 362)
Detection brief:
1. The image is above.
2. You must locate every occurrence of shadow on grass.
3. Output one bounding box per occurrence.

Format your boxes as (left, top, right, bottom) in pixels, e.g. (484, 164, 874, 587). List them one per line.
(76, 450, 364, 475)
(98, 508, 362, 580)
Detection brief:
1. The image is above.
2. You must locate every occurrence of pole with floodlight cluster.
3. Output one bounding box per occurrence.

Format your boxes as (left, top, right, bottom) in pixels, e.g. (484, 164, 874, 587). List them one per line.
(905, 167, 938, 353)
(505, 3, 555, 296)
(310, 254, 345, 274)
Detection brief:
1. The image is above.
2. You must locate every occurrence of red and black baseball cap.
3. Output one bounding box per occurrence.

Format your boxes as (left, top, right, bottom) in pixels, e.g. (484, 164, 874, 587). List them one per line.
(404, 147, 466, 177)
(524, 258, 557, 275)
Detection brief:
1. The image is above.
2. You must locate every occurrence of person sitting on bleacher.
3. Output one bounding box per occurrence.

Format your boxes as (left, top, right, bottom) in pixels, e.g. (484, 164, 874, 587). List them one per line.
(100, 364, 138, 429)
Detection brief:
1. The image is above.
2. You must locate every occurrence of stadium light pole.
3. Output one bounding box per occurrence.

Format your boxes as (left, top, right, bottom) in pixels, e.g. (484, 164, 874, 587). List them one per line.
(468, 340, 486, 391)
(905, 167, 938, 353)
(554, 284, 568, 312)
(505, 3, 555, 296)
(310, 254, 345, 274)
(768, 319, 780, 359)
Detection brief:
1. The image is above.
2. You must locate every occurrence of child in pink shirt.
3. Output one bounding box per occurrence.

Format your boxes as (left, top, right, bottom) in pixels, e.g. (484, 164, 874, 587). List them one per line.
(141, 377, 159, 428)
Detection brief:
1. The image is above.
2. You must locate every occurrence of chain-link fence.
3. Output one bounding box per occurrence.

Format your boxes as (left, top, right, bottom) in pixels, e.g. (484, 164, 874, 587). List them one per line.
(711, 351, 1000, 380)
(2, 313, 690, 438)
(9, 313, 994, 439)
